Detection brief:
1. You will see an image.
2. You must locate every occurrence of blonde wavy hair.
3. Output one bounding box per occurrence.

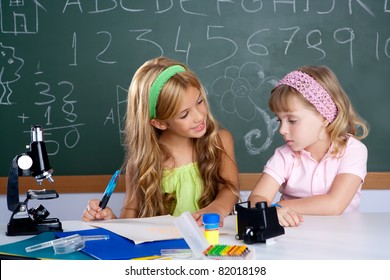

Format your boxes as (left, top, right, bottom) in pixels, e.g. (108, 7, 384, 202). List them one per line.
(270, 65, 369, 156)
(122, 57, 238, 217)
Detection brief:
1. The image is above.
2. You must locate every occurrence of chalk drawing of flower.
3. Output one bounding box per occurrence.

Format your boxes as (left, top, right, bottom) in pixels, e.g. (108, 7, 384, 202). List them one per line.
(211, 62, 280, 154)
(211, 62, 274, 121)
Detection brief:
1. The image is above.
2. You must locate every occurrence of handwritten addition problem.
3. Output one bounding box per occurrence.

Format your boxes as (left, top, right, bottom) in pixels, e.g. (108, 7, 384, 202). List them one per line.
(0, 1, 389, 172)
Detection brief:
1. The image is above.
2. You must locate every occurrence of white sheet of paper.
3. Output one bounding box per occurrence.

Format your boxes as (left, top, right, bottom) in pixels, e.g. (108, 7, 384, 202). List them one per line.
(89, 215, 183, 244)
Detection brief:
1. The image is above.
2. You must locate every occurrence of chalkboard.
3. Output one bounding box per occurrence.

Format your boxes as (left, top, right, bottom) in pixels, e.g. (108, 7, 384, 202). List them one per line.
(1, 1, 389, 177)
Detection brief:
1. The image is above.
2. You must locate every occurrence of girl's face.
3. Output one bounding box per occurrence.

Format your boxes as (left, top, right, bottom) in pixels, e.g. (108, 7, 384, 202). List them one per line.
(162, 86, 208, 140)
(276, 96, 328, 154)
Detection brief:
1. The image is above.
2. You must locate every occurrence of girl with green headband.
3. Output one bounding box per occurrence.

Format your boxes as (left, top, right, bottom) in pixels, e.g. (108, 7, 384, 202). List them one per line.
(82, 57, 239, 225)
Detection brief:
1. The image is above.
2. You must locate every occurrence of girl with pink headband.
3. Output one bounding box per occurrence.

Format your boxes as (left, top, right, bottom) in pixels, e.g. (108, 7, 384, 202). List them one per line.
(82, 57, 239, 225)
(249, 66, 369, 227)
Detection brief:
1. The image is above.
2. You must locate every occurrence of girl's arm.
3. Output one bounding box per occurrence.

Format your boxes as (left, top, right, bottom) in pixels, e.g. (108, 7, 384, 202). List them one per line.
(119, 170, 139, 218)
(192, 129, 239, 224)
(249, 173, 303, 227)
(277, 173, 362, 215)
(279, 140, 367, 216)
(249, 173, 280, 206)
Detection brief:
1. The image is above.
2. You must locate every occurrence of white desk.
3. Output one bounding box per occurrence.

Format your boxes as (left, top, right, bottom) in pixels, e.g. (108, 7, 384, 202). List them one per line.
(1, 213, 389, 260)
(221, 213, 390, 260)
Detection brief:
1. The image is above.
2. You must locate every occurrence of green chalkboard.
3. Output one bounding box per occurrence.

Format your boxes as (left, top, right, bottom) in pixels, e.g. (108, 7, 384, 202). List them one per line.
(1, 1, 389, 176)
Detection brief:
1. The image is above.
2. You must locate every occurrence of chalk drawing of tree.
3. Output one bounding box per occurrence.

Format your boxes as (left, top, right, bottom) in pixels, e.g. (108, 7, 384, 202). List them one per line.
(0, 43, 24, 105)
(211, 62, 279, 155)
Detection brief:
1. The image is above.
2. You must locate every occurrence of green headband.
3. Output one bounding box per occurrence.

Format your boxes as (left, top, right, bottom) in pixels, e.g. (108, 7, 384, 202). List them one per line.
(149, 65, 186, 119)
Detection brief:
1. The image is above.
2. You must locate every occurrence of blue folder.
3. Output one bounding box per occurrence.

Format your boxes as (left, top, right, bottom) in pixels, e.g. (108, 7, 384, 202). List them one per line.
(56, 227, 190, 260)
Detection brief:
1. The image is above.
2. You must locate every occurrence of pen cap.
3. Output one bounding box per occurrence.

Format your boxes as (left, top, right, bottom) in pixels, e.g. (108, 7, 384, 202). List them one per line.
(174, 212, 209, 258)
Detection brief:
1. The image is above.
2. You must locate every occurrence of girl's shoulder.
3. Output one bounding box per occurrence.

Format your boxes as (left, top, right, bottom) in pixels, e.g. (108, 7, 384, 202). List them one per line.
(347, 135, 366, 145)
(345, 135, 368, 154)
(217, 128, 233, 139)
(217, 128, 234, 149)
(332, 135, 367, 160)
(267, 144, 296, 165)
(345, 135, 368, 152)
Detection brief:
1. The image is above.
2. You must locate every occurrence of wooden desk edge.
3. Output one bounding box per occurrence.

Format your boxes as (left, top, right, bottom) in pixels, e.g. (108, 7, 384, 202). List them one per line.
(0, 172, 389, 194)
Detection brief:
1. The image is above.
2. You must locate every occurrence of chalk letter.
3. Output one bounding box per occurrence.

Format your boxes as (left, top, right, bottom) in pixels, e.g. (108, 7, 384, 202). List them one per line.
(90, 0, 117, 14)
(120, 0, 145, 12)
(63, 0, 83, 13)
(349, 0, 374, 16)
(273, 0, 296, 13)
(156, 0, 173, 13)
(104, 108, 115, 125)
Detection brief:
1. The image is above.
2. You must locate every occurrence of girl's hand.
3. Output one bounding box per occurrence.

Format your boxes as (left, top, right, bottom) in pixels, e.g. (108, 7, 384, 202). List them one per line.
(192, 209, 225, 227)
(81, 199, 115, 221)
(276, 206, 304, 227)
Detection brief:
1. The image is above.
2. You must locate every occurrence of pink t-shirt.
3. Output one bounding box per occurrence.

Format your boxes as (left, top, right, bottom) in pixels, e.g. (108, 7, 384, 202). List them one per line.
(263, 136, 368, 213)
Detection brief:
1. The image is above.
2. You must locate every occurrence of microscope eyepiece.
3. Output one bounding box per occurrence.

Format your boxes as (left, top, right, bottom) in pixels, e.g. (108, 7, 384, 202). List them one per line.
(28, 125, 54, 183)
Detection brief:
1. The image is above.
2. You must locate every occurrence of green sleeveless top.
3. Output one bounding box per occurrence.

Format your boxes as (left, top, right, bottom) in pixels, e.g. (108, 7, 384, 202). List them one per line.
(162, 162, 203, 216)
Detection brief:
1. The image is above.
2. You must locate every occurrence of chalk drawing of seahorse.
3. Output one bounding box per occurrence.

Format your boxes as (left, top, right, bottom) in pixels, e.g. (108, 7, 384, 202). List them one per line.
(0, 43, 24, 105)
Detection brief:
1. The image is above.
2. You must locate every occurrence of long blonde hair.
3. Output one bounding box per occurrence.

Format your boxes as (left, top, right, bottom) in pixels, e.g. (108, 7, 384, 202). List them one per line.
(270, 65, 369, 156)
(123, 57, 238, 217)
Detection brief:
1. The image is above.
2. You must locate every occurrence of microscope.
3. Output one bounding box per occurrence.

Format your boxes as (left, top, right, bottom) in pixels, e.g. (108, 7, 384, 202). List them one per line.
(6, 125, 62, 236)
(235, 201, 284, 244)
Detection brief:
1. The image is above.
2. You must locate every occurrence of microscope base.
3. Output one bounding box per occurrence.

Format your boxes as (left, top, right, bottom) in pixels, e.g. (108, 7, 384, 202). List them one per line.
(6, 217, 63, 236)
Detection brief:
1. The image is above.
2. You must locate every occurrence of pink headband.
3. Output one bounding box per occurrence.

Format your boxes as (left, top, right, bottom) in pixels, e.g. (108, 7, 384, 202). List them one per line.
(277, 70, 338, 123)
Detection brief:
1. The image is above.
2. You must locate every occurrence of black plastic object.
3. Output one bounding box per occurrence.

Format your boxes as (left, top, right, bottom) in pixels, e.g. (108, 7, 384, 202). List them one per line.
(235, 201, 285, 244)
